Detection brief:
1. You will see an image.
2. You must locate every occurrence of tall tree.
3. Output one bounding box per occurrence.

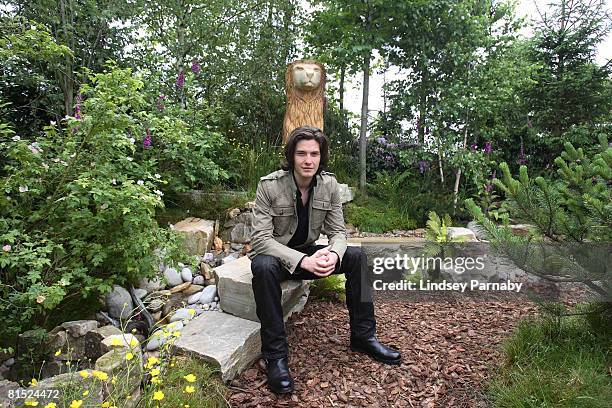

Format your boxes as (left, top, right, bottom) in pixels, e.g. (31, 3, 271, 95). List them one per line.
(305, 0, 391, 190)
(2, 0, 135, 116)
(133, 0, 299, 145)
(527, 0, 611, 136)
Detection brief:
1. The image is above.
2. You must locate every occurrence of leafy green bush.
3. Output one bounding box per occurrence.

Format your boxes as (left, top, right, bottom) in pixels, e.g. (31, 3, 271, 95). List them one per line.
(0, 65, 218, 345)
(345, 194, 416, 233)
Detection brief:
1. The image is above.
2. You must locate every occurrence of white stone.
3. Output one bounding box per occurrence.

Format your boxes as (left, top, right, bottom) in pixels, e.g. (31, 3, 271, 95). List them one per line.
(105, 285, 133, 320)
(187, 291, 202, 304)
(170, 308, 193, 323)
(164, 266, 183, 287)
(337, 183, 354, 204)
(446, 227, 478, 242)
(193, 275, 205, 285)
(199, 285, 217, 304)
(181, 267, 193, 282)
(137, 276, 164, 292)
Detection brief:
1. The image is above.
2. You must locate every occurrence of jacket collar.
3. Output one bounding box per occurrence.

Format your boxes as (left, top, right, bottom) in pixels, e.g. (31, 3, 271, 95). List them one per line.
(289, 170, 319, 196)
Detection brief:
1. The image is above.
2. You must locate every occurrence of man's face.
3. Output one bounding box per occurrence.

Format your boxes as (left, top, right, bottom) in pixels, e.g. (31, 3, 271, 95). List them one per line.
(293, 139, 321, 180)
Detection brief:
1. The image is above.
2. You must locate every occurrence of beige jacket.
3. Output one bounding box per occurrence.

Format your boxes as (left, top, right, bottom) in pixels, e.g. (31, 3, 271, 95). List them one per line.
(248, 169, 347, 273)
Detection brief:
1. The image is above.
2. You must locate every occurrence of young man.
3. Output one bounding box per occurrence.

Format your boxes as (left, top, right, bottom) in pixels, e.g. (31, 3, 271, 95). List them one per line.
(249, 126, 401, 394)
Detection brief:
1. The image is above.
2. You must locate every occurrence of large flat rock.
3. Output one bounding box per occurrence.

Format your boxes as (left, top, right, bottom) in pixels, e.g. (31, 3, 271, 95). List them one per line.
(173, 217, 215, 255)
(171, 312, 261, 382)
(214, 256, 309, 322)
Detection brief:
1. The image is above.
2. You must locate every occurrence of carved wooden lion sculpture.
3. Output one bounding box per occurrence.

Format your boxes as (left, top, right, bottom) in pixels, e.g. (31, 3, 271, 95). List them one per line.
(282, 59, 326, 144)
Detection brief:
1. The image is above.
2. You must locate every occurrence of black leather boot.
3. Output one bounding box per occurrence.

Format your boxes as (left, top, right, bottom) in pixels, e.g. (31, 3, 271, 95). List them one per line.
(350, 336, 402, 365)
(265, 357, 294, 394)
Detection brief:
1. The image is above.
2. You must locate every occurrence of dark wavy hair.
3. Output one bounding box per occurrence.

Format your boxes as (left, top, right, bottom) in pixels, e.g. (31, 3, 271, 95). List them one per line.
(281, 126, 329, 174)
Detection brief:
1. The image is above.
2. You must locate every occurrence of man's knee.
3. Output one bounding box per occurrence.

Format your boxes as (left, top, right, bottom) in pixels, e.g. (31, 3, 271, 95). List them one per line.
(343, 246, 366, 264)
(251, 255, 283, 280)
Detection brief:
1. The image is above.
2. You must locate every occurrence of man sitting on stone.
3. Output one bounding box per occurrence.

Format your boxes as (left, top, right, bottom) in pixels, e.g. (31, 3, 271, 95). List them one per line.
(249, 125, 401, 394)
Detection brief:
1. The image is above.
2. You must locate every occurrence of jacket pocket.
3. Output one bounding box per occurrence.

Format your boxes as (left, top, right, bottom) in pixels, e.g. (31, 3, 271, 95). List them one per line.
(271, 205, 294, 236)
(311, 199, 331, 230)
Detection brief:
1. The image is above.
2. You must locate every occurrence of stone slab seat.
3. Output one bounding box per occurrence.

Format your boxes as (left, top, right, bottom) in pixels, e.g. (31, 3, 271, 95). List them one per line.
(213, 256, 310, 322)
(171, 312, 261, 383)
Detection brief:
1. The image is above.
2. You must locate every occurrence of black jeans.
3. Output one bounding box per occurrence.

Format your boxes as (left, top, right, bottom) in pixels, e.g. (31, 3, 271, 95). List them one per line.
(251, 245, 376, 360)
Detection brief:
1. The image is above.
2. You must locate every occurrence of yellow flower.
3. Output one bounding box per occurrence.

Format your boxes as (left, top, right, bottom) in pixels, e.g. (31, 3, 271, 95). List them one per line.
(184, 385, 195, 394)
(54, 349, 61, 357)
(70, 400, 83, 408)
(152, 391, 164, 401)
(24, 399, 38, 406)
(92, 370, 109, 381)
(151, 376, 162, 385)
(101, 403, 111, 407)
(79, 370, 90, 378)
(150, 368, 160, 377)
(147, 356, 160, 366)
(172, 331, 181, 338)
(29, 378, 38, 386)
(188, 309, 196, 316)
(82, 390, 89, 397)
(44, 403, 57, 408)
(111, 376, 117, 385)
(110, 337, 122, 346)
(125, 352, 134, 361)
(129, 338, 138, 347)
(183, 374, 196, 383)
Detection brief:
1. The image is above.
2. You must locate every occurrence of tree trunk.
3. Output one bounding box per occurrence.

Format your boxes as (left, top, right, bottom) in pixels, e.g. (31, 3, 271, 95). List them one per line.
(359, 52, 370, 191)
(59, 0, 74, 116)
(339, 63, 346, 112)
(452, 123, 469, 210)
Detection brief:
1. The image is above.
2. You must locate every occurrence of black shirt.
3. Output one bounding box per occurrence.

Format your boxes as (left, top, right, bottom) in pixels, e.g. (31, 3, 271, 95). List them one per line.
(286, 175, 317, 249)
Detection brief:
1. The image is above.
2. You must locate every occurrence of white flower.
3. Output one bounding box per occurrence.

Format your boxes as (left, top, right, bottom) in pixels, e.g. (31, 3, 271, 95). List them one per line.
(63, 115, 71, 121)
(61, 161, 68, 166)
(70, 153, 76, 158)
(31, 25, 37, 30)
(50, 121, 56, 126)
(52, 158, 60, 162)
(2, 244, 11, 252)
(154, 190, 164, 196)
(19, 185, 29, 193)
(42, 163, 49, 170)
(12, 136, 20, 142)
(111, 179, 117, 185)
(28, 143, 42, 154)
(126, 157, 133, 162)
(137, 180, 144, 186)
(129, 138, 135, 144)
(154, 173, 161, 179)
(101, 203, 108, 210)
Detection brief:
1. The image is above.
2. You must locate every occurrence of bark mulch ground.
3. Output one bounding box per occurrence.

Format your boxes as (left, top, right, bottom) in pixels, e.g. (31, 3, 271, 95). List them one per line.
(227, 294, 541, 408)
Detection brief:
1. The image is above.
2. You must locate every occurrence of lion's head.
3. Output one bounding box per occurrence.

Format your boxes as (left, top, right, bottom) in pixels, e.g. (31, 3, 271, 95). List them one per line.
(285, 59, 326, 101)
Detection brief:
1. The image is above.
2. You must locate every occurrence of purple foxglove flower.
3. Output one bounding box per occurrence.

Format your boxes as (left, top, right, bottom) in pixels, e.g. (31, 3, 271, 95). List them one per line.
(176, 71, 185, 89)
(143, 129, 152, 149)
(191, 61, 201, 74)
(470, 143, 478, 151)
(484, 141, 492, 154)
(485, 183, 493, 193)
(74, 94, 83, 119)
(418, 160, 428, 174)
(157, 94, 166, 111)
